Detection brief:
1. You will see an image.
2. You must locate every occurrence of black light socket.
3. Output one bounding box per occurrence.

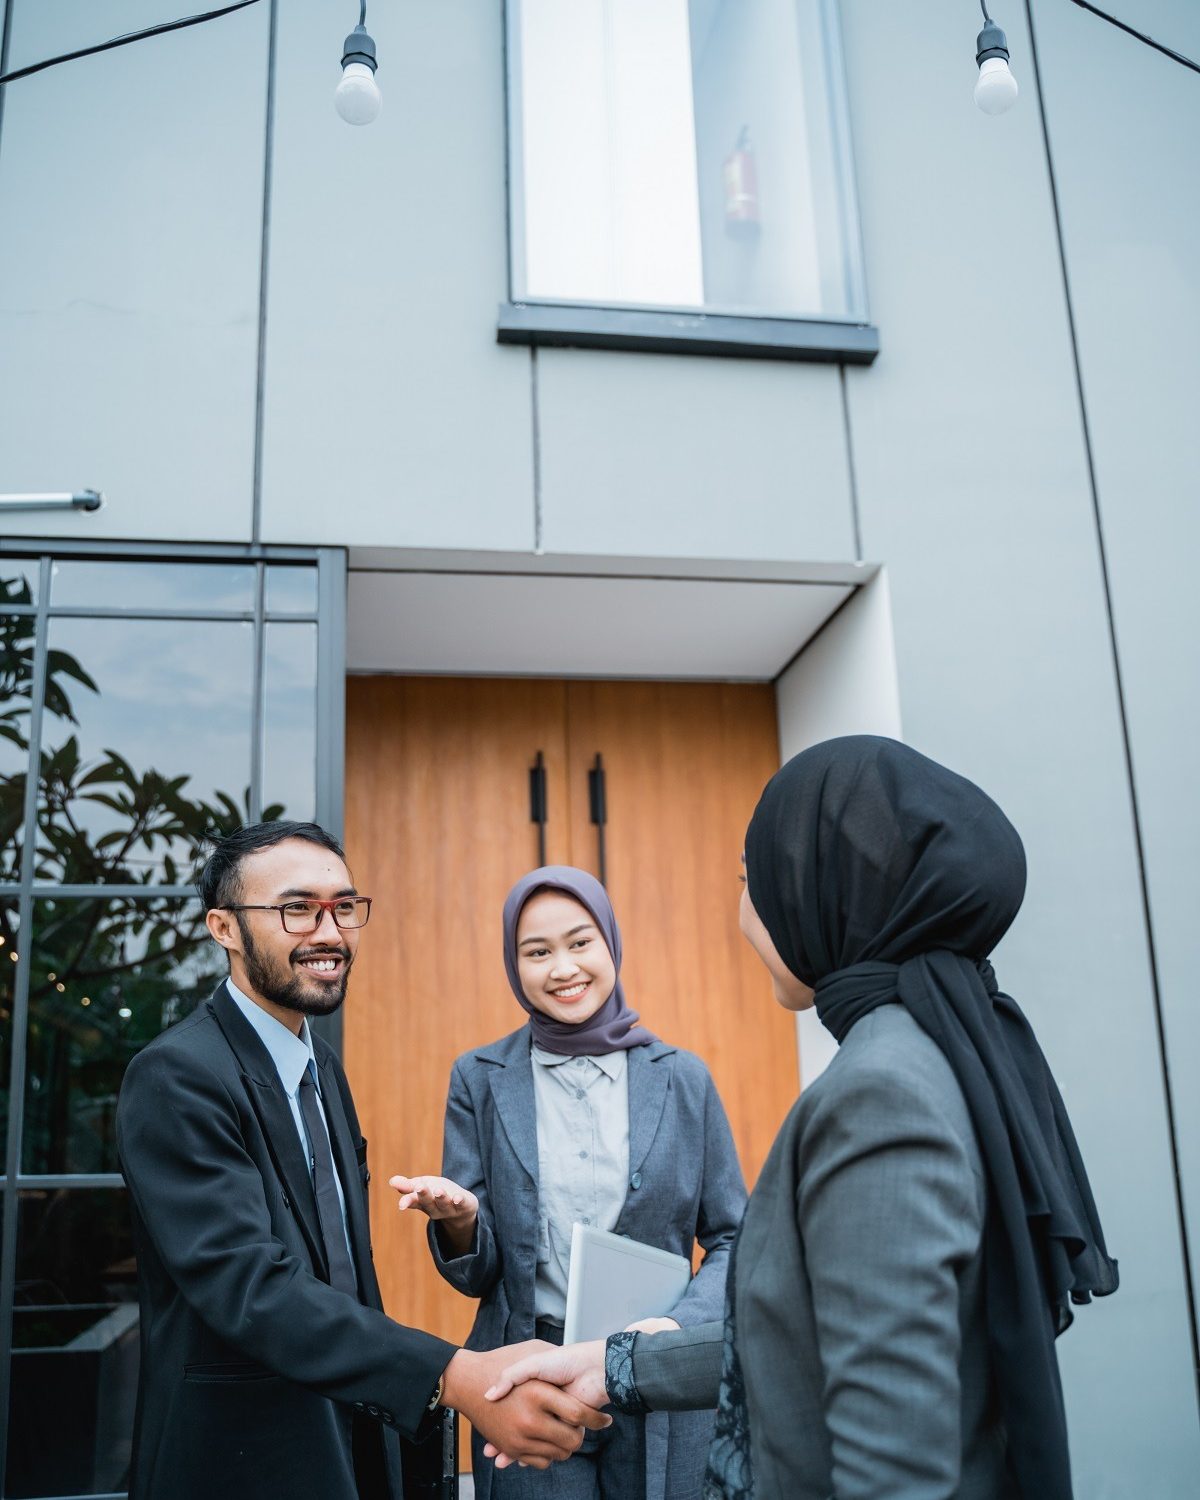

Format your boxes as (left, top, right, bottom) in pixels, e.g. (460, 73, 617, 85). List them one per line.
(341, 23, 377, 72)
(976, 18, 1011, 65)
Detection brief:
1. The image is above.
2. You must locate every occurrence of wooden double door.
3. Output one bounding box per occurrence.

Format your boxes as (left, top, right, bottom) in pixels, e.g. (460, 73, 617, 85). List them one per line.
(344, 676, 798, 1350)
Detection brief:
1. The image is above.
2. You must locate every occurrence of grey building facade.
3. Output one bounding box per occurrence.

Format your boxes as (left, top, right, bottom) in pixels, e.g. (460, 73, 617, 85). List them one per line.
(1, 1, 1197, 1496)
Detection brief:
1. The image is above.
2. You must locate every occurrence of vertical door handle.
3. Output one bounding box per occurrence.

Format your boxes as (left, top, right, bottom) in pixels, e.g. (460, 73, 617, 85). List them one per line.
(588, 752, 607, 887)
(529, 750, 548, 866)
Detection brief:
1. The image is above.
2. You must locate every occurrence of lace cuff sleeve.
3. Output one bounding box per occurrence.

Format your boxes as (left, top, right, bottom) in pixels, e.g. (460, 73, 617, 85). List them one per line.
(604, 1331, 650, 1415)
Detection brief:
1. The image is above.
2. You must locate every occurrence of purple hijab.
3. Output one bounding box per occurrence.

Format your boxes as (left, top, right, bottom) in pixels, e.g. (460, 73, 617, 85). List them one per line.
(502, 866, 657, 1057)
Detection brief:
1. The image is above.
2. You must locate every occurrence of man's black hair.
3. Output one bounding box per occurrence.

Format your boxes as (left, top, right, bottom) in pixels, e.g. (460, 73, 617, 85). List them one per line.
(197, 822, 345, 912)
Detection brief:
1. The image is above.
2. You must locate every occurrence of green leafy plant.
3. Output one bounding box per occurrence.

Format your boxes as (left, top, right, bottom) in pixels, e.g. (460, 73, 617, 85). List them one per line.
(1, 573, 283, 1173)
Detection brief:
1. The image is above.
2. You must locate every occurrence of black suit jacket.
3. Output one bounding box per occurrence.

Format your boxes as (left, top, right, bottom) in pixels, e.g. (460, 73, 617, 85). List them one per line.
(116, 983, 457, 1500)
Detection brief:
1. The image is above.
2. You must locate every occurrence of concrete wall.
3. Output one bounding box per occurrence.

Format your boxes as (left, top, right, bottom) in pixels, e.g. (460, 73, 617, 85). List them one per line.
(1032, 0, 1200, 1333)
(1, 0, 1196, 1488)
(261, 0, 534, 551)
(838, 2, 1198, 1491)
(0, 0, 267, 542)
(0, 0, 857, 564)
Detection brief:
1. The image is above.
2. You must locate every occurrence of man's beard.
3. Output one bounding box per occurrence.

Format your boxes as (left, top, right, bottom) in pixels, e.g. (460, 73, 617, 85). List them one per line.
(240, 922, 353, 1017)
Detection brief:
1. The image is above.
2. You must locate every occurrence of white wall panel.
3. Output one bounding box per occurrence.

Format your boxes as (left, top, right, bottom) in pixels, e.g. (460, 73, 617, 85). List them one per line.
(774, 570, 903, 1091)
(1033, 0, 1200, 1334)
(537, 349, 855, 560)
(0, 0, 266, 542)
(260, 0, 534, 549)
(838, 1, 1200, 1491)
(347, 568, 849, 678)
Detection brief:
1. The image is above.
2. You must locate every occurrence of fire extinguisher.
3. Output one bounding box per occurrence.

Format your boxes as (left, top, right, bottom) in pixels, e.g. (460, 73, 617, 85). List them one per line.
(723, 125, 760, 234)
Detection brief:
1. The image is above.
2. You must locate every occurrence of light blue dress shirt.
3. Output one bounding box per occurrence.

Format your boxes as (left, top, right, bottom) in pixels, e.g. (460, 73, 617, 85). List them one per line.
(225, 978, 354, 1263)
(530, 1044, 630, 1324)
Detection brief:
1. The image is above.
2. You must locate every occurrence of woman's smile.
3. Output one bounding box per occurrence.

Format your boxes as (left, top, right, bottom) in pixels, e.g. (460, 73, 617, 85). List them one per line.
(548, 978, 592, 1002)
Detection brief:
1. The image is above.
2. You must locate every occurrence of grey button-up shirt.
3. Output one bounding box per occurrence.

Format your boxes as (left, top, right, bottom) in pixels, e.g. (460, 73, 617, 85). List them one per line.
(531, 1044, 630, 1324)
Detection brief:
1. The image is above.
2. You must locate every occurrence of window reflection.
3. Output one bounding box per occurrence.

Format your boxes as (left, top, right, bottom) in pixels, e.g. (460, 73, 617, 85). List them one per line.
(22, 897, 226, 1175)
(50, 559, 255, 612)
(1, 607, 37, 881)
(2, 559, 39, 606)
(511, 0, 865, 320)
(40, 616, 255, 885)
(0, 549, 329, 1498)
(262, 624, 318, 824)
(7, 1187, 139, 1499)
(1, 900, 18, 1165)
(265, 565, 318, 615)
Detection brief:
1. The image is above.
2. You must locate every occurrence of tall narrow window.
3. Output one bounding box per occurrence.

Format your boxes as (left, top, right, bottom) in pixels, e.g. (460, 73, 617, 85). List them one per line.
(0, 546, 343, 1499)
(505, 0, 873, 358)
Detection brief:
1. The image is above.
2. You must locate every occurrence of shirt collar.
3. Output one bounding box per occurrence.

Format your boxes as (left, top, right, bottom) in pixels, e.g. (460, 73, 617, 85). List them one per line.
(226, 977, 316, 1097)
(589, 1050, 627, 1082)
(530, 1042, 627, 1083)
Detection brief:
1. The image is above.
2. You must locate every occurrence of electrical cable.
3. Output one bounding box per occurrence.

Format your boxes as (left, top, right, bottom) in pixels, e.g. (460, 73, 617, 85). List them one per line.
(0, 0, 264, 87)
(1065, 0, 1200, 76)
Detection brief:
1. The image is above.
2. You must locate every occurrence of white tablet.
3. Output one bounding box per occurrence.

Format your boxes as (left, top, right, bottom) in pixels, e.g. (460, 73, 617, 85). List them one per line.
(562, 1223, 692, 1345)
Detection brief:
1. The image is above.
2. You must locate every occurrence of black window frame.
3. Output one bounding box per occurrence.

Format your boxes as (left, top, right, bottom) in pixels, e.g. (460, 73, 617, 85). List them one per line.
(0, 539, 346, 1499)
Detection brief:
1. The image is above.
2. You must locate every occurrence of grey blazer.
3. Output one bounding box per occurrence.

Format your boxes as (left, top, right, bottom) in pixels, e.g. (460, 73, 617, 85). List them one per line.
(634, 1006, 1017, 1500)
(429, 1025, 747, 1500)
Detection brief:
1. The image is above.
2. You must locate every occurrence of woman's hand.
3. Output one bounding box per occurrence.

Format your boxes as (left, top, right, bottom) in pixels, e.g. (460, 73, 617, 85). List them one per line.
(623, 1316, 680, 1335)
(389, 1173, 478, 1221)
(389, 1174, 479, 1256)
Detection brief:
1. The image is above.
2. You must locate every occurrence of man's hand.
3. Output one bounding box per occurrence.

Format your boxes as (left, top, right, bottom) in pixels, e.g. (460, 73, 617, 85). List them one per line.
(624, 1316, 680, 1335)
(389, 1174, 478, 1256)
(441, 1344, 610, 1471)
(482, 1340, 609, 1468)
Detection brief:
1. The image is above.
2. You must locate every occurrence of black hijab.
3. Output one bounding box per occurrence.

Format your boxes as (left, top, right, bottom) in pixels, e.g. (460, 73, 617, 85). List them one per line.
(745, 735, 1117, 1500)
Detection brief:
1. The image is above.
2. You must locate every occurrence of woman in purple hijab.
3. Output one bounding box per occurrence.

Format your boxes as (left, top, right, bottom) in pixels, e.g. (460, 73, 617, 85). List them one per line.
(391, 866, 748, 1500)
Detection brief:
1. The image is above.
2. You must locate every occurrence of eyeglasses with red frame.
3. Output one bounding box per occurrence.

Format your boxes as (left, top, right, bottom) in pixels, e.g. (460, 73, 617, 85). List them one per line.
(221, 897, 373, 934)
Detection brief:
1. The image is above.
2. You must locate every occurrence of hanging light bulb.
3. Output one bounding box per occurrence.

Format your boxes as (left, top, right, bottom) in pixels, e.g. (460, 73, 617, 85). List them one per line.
(974, 9, 1018, 114)
(335, 7, 381, 127)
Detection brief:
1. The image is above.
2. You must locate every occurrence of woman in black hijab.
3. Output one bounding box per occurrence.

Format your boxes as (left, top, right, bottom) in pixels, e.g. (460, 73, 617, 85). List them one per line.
(485, 736, 1117, 1499)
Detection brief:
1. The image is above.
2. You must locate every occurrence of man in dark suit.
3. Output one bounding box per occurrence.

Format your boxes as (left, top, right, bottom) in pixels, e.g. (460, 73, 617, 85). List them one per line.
(116, 822, 608, 1500)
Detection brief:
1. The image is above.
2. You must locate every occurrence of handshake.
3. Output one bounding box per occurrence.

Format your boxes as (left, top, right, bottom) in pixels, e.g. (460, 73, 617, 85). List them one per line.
(440, 1337, 611, 1471)
(392, 1172, 677, 1470)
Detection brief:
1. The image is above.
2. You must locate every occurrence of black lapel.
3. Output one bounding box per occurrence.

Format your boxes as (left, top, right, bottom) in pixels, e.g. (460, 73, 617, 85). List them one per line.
(207, 984, 328, 1278)
(318, 1051, 375, 1295)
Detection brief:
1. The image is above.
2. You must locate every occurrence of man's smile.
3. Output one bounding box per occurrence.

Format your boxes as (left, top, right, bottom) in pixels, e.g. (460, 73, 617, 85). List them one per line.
(294, 951, 349, 981)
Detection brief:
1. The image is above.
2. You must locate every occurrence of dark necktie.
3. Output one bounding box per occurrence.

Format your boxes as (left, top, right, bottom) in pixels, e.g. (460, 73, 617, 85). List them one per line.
(297, 1064, 359, 1298)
